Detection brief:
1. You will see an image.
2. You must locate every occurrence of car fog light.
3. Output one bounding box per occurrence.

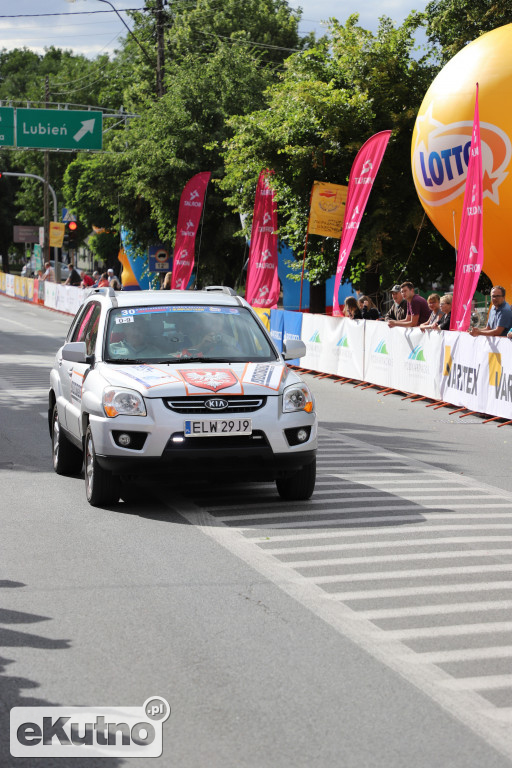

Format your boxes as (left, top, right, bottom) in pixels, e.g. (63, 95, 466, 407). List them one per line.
(118, 433, 132, 447)
(297, 428, 308, 443)
(172, 436, 185, 443)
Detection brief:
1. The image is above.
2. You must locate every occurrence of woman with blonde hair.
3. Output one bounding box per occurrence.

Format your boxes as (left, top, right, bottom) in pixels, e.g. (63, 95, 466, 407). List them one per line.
(161, 271, 172, 289)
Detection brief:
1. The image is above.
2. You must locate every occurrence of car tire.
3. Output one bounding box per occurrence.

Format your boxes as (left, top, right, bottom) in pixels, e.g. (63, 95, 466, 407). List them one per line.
(52, 404, 83, 475)
(276, 458, 316, 501)
(84, 426, 120, 506)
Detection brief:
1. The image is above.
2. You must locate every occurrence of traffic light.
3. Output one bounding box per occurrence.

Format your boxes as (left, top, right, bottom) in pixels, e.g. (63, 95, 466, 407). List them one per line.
(67, 220, 78, 249)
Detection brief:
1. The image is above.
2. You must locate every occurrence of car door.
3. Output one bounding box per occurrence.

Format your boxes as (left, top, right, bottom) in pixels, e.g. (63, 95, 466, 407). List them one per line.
(63, 303, 102, 439)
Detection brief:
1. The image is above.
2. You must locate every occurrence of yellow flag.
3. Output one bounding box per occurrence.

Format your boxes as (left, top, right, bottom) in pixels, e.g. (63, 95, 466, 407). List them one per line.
(49, 221, 66, 248)
(308, 181, 348, 238)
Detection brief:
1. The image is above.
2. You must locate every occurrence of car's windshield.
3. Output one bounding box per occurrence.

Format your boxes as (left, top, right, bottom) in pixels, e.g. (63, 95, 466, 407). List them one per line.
(104, 305, 277, 364)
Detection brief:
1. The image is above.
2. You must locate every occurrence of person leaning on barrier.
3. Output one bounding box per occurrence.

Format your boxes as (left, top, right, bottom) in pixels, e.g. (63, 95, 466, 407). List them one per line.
(469, 286, 512, 337)
(344, 296, 362, 320)
(419, 293, 442, 331)
(384, 285, 408, 322)
(41, 261, 55, 282)
(387, 281, 430, 328)
(423, 294, 452, 331)
(358, 295, 380, 320)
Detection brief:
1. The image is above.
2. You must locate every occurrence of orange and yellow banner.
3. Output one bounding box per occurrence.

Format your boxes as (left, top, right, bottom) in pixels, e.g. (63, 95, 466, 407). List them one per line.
(308, 181, 348, 238)
(49, 221, 66, 248)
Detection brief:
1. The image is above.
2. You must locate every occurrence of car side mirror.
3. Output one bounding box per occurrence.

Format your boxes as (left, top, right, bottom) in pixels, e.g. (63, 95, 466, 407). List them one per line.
(61, 341, 92, 365)
(282, 339, 306, 360)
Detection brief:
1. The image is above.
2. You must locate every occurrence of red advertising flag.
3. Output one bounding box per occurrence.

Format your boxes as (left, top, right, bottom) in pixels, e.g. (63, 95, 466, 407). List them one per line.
(332, 130, 392, 315)
(171, 172, 211, 290)
(450, 85, 484, 331)
(246, 169, 280, 308)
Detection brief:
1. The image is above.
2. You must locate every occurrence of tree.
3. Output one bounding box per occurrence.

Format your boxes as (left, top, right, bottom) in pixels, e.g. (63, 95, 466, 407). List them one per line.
(64, 0, 308, 286)
(221, 14, 453, 304)
(424, 0, 512, 63)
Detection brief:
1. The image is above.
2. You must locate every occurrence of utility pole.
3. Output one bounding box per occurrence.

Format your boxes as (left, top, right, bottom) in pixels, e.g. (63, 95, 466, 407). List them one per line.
(155, 0, 166, 97)
(44, 76, 53, 278)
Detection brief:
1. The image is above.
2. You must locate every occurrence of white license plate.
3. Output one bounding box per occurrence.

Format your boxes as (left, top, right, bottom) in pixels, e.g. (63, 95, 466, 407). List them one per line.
(184, 419, 252, 436)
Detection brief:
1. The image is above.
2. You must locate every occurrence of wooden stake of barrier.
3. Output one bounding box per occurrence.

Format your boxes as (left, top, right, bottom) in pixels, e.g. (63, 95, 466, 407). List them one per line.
(459, 411, 478, 418)
(497, 420, 512, 428)
(449, 407, 467, 415)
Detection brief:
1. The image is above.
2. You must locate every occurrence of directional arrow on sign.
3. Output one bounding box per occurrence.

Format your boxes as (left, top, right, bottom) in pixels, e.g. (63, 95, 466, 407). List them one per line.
(74, 119, 96, 143)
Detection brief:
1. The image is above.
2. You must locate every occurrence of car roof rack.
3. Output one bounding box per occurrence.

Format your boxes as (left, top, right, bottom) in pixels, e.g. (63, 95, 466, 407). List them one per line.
(86, 285, 118, 307)
(203, 285, 237, 296)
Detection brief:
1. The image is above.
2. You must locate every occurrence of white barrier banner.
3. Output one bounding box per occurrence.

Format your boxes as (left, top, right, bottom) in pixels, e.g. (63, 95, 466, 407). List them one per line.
(55, 284, 83, 315)
(44, 281, 58, 309)
(364, 323, 443, 398)
(440, 332, 512, 419)
(300, 315, 365, 379)
(6, 274, 14, 297)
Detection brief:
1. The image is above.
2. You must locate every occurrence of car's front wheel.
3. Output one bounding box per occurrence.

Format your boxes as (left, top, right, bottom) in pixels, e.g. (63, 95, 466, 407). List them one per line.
(84, 426, 120, 506)
(276, 459, 316, 501)
(52, 404, 83, 475)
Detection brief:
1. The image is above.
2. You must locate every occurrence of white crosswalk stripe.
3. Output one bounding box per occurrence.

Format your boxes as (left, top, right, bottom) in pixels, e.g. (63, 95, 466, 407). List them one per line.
(173, 427, 512, 759)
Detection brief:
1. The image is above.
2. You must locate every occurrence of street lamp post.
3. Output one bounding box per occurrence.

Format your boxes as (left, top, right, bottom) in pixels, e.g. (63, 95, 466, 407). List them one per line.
(0, 172, 61, 281)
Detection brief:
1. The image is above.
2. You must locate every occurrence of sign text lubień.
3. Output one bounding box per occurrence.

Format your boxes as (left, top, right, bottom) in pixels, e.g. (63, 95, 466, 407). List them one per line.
(15, 108, 102, 151)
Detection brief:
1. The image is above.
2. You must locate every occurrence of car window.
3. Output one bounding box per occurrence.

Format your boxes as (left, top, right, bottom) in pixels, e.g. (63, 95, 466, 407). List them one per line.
(84, 306, 101, 356)
(104, 305, 277, 363)
(70, 302, 101, 355)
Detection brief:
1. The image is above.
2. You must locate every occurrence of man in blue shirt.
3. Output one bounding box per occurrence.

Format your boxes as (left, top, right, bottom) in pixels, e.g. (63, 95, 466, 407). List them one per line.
(469, 286, 512, 337)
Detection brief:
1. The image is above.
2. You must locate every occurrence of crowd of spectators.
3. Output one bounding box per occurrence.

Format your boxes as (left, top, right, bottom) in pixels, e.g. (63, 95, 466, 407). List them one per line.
(340, 280, 508, 337)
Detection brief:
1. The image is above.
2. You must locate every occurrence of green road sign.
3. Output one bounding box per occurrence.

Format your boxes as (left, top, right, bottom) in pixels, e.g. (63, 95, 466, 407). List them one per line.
(0, 107, 15, 147)
(16, 108, 103, 150)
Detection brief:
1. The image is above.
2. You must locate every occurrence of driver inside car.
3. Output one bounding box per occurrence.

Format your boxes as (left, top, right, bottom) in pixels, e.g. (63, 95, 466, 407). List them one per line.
(109, 316, 167, 359)
(176, 311, 242, 357)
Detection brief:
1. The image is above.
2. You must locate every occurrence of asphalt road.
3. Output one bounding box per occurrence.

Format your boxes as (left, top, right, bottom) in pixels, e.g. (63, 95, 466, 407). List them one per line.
(1, 293, 512, 768)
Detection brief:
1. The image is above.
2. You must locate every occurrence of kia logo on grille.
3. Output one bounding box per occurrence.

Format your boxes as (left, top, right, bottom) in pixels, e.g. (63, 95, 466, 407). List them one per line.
(205, 398, 229, 411)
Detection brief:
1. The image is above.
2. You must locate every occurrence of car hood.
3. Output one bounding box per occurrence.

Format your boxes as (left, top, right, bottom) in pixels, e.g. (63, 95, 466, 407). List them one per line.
(96, 361, 300, 397)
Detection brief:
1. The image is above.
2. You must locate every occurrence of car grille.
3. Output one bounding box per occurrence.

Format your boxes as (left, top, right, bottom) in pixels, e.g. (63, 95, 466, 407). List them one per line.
(163, 395, 267, 414)
(165, 430, 269, 450)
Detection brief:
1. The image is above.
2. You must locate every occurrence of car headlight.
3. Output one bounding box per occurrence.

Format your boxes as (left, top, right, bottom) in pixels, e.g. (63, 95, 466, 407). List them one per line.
(282, 383, 314, 413)
(103, 387, 146, 418)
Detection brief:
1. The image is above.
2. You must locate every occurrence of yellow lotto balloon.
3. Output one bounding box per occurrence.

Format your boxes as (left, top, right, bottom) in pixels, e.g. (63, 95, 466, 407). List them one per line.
(411, 24, 512, 290)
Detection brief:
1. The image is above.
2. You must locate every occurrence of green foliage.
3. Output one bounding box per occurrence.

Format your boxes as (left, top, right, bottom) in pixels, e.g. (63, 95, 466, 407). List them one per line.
(221, 14, 449, 291)
(424, 0, 512, 62)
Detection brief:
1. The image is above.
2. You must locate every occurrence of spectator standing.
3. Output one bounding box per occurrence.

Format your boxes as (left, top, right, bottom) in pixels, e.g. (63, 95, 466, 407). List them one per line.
(107, 268, 115, 283)
(91, 270, 101, 287)
(110, 277, 121, 291)
(97, 273, 109, 288)
(65, 264, 82, 286)
(344, 296, 362, 319)
(434, 295, 452, 330)
(161, 272, 172, 290)
(471, 286, 512, 337)
(388, 281, 430, 328)
(420, 293, 442, 331)
(384, 285, 408, 322)
(41, 261, 55, 282)
(80, 271, 94, 289)
(358, 295, 380, 320)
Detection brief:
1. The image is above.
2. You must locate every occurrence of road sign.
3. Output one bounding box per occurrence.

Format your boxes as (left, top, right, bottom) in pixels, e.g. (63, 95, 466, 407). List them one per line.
(13, 225, 40, 244)
(0, 107, 15, 147)
(62, 208, 77, 223)
(16, 108, 103, 150)
(148, 245, 171, 273)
